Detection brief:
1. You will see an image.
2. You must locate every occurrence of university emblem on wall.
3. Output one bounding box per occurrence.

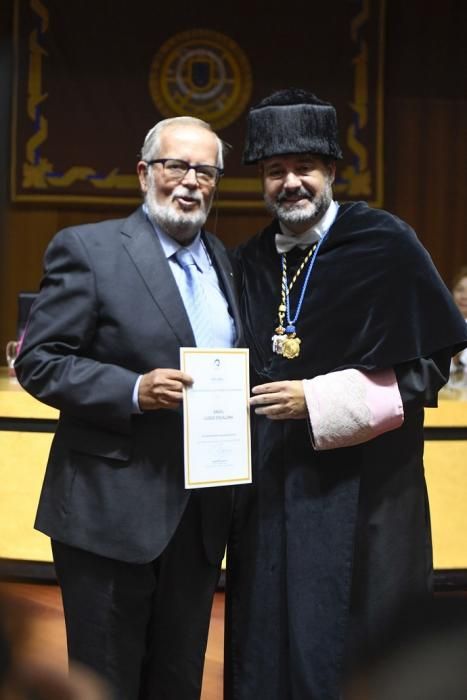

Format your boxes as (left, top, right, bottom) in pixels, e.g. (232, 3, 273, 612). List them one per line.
(148, 29, 253, 130)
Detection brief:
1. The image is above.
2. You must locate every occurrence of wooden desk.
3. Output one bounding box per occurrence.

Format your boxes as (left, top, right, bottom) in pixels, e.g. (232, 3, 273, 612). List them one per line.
(1, 369, 466, 581)
(0, 368, 57, 566)
(424, 400, 467, 573)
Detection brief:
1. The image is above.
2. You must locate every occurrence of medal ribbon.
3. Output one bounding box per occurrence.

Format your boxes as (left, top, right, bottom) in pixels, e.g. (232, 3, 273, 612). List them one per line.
(273, 228, 331, 359)
(283, 233, 327, 329)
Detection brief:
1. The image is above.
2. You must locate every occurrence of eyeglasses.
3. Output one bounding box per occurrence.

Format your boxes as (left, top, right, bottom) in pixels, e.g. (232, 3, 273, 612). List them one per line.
(145, 158, 223, 185)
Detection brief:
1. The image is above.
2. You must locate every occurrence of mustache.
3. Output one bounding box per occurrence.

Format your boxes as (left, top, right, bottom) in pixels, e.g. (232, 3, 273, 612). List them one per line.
(172, 186, 203, 204)
(276, 186, 313, 203)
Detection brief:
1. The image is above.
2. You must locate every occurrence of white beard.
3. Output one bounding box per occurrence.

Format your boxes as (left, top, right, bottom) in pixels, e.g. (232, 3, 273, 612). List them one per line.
(145, 181, 211, 242)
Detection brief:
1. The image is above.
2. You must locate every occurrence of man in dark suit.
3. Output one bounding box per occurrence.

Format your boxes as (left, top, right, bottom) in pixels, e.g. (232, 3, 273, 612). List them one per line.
(15, 116, 241, 700)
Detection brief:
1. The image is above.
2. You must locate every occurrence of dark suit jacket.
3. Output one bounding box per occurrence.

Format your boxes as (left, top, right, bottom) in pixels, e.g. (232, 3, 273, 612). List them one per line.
(15, 207, 242, 565)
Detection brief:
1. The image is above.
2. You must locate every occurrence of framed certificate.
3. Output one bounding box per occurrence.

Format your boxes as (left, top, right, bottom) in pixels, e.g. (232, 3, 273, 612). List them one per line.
(180, 348, 251, 488)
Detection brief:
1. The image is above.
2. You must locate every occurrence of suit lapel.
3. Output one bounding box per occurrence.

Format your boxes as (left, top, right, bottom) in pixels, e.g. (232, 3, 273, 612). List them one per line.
(121, 208, 195, 347)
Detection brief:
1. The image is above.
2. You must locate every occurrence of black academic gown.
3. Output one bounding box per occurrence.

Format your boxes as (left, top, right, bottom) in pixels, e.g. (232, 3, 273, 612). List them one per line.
(225, 202, 467, 700)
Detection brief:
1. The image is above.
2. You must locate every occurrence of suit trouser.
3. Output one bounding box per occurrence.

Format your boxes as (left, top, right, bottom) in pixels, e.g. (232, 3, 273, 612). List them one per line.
(51, 494, 221, 700)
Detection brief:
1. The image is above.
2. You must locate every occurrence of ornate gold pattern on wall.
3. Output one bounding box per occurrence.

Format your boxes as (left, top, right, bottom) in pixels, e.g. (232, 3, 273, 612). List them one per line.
(11, 0, 385, 208)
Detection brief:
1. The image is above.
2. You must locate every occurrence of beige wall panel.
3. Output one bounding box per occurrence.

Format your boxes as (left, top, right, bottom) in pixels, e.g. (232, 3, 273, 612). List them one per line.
(0, 430, 52, 561)
(425, 440, 467, 569)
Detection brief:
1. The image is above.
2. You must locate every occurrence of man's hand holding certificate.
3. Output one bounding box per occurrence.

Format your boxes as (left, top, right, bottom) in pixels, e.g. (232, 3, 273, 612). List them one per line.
(180, 348, 251, 488)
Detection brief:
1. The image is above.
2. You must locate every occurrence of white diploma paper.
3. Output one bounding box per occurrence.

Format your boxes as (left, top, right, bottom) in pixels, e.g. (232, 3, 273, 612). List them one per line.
(180, 348, 251, 489)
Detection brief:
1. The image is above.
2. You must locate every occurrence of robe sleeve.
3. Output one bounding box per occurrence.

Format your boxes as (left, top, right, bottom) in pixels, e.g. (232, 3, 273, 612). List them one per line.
(303, 352, 451, 451)
(394, 350, 451, 410)
(303, 368, 403, 451)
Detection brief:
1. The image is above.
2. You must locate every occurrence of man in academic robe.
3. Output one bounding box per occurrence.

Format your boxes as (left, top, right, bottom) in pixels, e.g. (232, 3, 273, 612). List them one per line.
(224, 89, 467, 700)
(15, 116, 241, 700)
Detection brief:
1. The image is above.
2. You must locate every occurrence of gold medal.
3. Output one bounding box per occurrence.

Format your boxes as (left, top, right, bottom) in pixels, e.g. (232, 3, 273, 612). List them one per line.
(273, 224, 331, 361)
(282, 335, 301, 359)
(273, 239, 322, 360)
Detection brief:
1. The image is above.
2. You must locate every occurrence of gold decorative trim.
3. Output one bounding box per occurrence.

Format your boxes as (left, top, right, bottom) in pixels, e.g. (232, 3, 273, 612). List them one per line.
(11, 0, 385, 208)
(338, 0, 385, 206)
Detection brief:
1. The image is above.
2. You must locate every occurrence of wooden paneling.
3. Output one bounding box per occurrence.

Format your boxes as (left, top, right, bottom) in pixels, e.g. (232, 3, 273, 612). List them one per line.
(383, 0, 467, 286)
(0, 205, 269, 350)
(384, 98, 467, 285)
(1, 1, 466, 349)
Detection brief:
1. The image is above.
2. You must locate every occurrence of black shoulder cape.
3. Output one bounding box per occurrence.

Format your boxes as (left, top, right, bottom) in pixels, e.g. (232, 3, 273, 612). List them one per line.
(236, 201, 467, 381)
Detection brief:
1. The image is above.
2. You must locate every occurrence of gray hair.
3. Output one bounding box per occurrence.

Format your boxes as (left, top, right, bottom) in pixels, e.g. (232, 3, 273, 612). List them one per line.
(140, 116, 226, 169)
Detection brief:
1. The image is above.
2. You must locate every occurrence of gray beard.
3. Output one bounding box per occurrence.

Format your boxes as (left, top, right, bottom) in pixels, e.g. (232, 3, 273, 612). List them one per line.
(264, 180, 333, 229)
(145, 185, 210, 243)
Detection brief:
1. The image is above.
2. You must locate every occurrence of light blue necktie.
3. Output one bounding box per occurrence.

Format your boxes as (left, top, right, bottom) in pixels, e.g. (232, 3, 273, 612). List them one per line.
(175, 247, 214, 347)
